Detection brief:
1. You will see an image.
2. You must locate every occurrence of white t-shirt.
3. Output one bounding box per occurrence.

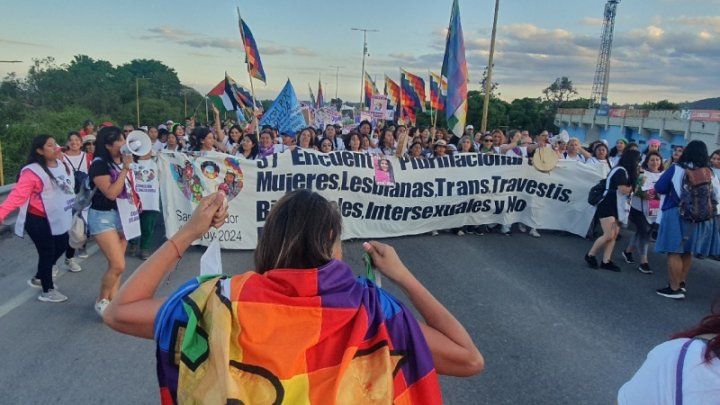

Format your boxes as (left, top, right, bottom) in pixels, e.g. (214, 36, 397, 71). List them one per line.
(151, 140, 165, 153)
(618, 338, 720, 405)
(63, 152, 89, 174)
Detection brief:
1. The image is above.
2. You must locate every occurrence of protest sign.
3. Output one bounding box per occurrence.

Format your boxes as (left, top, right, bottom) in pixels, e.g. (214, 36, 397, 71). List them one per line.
(313, 107, 341, 129)
(259, 79, 306, 134)
(370, 94, 388, 119)
(158, 150, 604, 250)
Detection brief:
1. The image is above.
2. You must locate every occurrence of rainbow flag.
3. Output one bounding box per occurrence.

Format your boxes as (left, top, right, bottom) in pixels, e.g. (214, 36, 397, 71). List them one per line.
(384, 75, 400, 110)
(364, 72, 379, 108)
(401, 69, 426, 112)
(238, 14, 266, 83)
(429, 72, 447, 111)
(155, 260, 442, 404)
(440, 0, 468, 135)
(316, 78, 324, 108)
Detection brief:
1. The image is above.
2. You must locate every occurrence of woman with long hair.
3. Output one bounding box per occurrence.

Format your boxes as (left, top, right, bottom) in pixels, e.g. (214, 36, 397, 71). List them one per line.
(619, 302, 720, 403)
(379, 128, 396, 156)
(585, 149, 641, 272)
(457, 136, 477, 153)
(654, 140, 720, 299)
(62, 131, 90, 271)
(171, 124, 186, 151)
(104, 190, 483, 402)
(237, 133, 259, 160)
(344, 132, 362, 152)
(609, 138, 627, 167)
(318, 137, 334, 153)
(622, 151, 664, 274)
(225, 125, 244, 155)
(88, 126, 138, 315)
(0, 135, 75, 302)
(189, 127, 216, 153)
(297, 128, 315, 150)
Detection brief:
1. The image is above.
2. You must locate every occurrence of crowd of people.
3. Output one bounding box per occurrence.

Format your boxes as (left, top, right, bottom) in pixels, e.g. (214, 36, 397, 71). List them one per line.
(0, 111, 719, 403)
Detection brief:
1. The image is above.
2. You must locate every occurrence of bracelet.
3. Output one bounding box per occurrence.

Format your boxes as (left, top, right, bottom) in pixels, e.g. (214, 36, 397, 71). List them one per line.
(168, 238, 183, 259)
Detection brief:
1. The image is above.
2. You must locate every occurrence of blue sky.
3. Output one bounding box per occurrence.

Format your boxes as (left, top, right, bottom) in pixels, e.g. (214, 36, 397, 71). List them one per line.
(2, 0, 720, 103)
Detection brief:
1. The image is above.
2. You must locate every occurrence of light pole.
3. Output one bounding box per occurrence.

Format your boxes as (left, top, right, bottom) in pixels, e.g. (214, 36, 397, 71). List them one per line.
(135, 77, 148, 127)
(481, 0, 500, 133)
(351, 28, 378, 109)
(330, 65, 345, 99)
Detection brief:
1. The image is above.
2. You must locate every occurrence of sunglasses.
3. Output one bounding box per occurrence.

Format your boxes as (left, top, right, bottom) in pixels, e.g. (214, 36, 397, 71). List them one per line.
(483, 139, 493, 142)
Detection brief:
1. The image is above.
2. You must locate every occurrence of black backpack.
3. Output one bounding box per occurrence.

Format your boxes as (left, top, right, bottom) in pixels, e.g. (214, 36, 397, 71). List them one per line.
(588, 167, 625, 206)
(65, 153, 89, 194)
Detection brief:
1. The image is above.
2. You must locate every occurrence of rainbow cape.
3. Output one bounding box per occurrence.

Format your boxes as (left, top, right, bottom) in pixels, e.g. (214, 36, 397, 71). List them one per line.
(155, 260, 442, 404)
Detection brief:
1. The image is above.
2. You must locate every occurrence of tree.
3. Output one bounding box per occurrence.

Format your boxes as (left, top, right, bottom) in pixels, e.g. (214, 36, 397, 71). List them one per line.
(542, 77, 578, 107)
(479, 65, 500, 98)
(638, 100, 679, 110)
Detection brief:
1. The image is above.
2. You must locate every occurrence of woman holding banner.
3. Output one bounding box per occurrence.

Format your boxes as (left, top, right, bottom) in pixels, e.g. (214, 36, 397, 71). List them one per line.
(237, 134, 259, 159)
(89, 126, 141, 316)
(379, 128, 396, 156)
(103, 190, 483, 403)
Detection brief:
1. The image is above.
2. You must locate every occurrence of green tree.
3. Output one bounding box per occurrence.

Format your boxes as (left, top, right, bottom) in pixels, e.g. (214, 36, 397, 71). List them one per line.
(542, 77, 578, 108)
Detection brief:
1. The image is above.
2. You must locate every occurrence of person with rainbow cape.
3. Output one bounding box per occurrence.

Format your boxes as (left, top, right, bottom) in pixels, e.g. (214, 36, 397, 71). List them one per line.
(103, 190, 484, 404)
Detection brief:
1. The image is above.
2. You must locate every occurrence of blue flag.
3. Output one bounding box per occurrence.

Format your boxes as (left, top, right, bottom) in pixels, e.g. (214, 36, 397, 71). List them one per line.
(259, 80, 306, 135)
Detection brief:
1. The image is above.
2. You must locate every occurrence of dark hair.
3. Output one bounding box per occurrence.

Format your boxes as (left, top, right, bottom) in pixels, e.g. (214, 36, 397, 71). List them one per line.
(190, 127, 213, 151)
(317, 136, 334, 151)
(343, 132, 361, 151)
(409, 141, 425, 158)
(228, 125, 244, 145)
(617, 149, 641, 185)
(95, 126, 123, 163)
(592, 143, 608, 158)
(673, 301, 720, 362)
(379, 129, 395, 154)
(66, 131, 82, 144)
(393, 125, 406, 141)
(507, 129, 521, 140)
(254, 190, 341, 273)
(357, 120, 372, 134)
(711, 149, 720, 161)
(678, 140, 709, 168)
(641, 151, 664, 171)
(23, 135, 58, 182)
(240, 133, 259, 159)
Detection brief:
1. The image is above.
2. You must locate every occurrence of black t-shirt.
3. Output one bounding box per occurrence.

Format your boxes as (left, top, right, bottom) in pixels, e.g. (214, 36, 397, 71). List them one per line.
(89, 159, 120, 211)
(607, 167, 630, 190)
(448, 135, 461, 146)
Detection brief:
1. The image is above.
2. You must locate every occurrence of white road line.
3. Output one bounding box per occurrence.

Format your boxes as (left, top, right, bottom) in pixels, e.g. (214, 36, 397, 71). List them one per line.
(0, 243, 100, 320)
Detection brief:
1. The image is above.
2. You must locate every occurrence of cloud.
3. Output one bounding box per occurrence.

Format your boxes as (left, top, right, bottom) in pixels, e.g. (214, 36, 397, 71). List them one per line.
(580, 17, 604, 26)
(0, 38, 46, 48)
(141, 26, 318, 58)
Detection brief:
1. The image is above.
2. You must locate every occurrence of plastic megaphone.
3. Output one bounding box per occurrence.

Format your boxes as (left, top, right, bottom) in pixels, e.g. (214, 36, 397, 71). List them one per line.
(121, 130, 152, 156)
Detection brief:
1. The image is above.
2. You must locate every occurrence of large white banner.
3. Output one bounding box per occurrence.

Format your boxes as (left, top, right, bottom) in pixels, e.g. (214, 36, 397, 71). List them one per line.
(158, 150, 604, 249)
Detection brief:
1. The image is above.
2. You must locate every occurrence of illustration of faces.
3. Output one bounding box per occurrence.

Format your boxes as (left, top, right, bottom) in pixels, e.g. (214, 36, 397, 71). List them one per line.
(201, 161, 220, 180)
(54, 174, 74, 195)
(220, 157, 244, 200)
(170, 160, 204, 203)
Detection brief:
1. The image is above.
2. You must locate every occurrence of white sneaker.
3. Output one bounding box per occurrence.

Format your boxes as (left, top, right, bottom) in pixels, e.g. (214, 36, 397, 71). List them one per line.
(52, 265, 59, 280)
(65, 258, 82, 273)
(456, 230, 465, 236)
(431, 230, 439, 236)
(518, 224, 528, 233)
(95, 299, 110, 317)
(27, 277, 42, 289)
(38, 289, 68, 303)
(500, 225, 511, 235)
(529, 228, 541, 238)
(77, 248, 89, 258)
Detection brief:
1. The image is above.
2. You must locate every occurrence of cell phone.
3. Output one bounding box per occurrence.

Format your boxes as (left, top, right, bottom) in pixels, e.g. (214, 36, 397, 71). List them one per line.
(363, 252, 382, 287)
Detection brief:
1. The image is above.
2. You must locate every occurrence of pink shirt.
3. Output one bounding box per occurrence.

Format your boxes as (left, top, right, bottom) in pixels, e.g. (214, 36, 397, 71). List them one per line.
(0, 170, 45, 221)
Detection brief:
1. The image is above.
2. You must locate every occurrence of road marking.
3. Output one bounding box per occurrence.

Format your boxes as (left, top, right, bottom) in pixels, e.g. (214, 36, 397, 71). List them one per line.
(0, 243, 100, 320)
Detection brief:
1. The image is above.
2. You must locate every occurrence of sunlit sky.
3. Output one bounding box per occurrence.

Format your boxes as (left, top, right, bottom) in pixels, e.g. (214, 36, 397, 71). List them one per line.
(2, 0, 719, 103)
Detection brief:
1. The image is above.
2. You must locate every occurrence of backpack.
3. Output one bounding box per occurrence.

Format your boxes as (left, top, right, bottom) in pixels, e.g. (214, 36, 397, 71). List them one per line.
(588, 167, 625, 206)
(679, 167, 716, 223)
(65, 153, 88, 194)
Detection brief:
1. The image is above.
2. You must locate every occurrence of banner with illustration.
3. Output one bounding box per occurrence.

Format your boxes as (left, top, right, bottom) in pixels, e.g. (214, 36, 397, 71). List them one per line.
(158, 150, 604, 249)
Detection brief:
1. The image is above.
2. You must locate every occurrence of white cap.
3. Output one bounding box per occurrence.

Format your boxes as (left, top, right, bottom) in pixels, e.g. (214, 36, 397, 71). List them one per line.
(465, 124, 474, 130)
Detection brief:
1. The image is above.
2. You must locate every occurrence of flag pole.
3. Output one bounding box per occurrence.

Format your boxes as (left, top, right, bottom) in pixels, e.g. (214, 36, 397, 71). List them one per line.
(399, 68, 403, 125)
(481, 0, 500, 133)
(237, 7, 260, 135)
(428, 69, 435, 129)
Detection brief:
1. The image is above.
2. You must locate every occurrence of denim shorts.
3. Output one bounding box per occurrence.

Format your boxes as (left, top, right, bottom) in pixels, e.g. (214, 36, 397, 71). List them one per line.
(88, 208, 123, 236)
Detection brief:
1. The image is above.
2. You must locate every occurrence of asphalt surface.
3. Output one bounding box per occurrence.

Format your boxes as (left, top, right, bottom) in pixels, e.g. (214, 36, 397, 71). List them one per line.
(0, 225, 719, 404)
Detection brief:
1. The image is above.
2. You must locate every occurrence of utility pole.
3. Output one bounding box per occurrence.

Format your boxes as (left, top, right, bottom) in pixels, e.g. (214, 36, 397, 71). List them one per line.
(351, 28, 378, 109)
(136, 77, 141, 127)
(481, 0, 500, 133)
(330, 65, 345, 99)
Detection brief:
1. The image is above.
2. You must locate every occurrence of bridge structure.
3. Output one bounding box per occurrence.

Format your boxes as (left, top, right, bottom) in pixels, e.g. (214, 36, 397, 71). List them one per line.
(555, 108, 720, 157)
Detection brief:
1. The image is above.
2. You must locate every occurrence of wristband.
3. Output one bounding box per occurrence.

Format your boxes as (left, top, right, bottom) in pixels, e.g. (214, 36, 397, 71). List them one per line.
(168, 238, 183, 259)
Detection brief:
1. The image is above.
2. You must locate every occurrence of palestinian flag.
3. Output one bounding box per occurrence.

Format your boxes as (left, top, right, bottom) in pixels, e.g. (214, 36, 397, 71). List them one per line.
(207, 74, 250, 111)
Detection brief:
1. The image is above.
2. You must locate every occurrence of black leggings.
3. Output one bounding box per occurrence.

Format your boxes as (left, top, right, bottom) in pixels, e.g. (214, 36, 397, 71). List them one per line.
(24, 214, 68, 292)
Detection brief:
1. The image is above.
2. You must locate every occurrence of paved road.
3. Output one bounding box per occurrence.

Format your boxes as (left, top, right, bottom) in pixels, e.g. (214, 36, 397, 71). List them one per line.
(1, 226, 719, 404)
